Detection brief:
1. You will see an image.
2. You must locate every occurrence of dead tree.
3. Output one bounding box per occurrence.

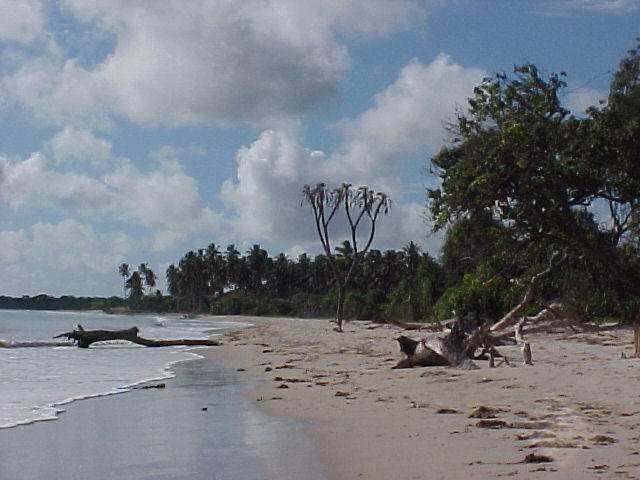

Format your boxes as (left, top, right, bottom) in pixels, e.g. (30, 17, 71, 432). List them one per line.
(54, 324, 219, 348)
(302, 183, 391, 332)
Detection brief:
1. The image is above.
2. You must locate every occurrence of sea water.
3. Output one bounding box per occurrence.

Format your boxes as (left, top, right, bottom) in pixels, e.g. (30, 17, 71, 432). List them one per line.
(0, 309, 333, 480)
(0, 309, 243, 428)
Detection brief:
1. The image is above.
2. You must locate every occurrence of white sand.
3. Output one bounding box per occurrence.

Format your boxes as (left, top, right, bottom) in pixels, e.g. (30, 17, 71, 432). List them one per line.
(204, 316, 640, 480)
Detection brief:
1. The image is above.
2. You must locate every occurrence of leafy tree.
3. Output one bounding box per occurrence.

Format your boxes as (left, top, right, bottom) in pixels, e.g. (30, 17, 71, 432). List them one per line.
(302, 183, 391, 331)
(428, 46, 640, 322)
(428, 63, 593, 320)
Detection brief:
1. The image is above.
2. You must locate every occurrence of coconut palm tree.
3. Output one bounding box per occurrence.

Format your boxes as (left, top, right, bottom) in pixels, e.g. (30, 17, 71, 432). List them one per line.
(126, 271, 144, 307)
(118, 263, 130, 299)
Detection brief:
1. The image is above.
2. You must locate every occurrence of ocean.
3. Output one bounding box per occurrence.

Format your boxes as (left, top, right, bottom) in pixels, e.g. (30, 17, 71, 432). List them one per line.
(0, 310, 332, 480)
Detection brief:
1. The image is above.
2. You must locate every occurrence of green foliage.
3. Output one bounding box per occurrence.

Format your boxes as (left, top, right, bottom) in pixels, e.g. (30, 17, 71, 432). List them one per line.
(428, 41, 640, 323)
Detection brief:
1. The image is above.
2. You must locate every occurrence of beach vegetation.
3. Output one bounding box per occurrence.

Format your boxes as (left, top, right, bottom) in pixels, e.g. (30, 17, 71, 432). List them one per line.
(428, 39, 640, 324)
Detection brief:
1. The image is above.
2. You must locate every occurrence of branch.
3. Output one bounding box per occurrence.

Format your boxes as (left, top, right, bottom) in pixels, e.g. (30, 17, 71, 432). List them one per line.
(490, 250, 568, 332)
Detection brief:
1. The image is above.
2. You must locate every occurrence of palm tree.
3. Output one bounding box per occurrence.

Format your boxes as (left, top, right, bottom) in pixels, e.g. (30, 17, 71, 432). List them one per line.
(225, 244, 242, 291)
(139, 263, 157, 294)
(204, 243, 225, 297)
(118, 263, 130, 299)
(126, 271, 144, 307)
(246, 244, 271, 292)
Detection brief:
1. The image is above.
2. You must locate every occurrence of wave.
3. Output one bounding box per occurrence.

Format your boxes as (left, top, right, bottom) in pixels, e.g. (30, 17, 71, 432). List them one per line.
(0, 340, 73, 348)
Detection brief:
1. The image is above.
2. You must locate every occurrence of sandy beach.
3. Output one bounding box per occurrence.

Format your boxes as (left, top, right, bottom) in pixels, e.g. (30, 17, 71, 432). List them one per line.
(205, 316, 640, 480)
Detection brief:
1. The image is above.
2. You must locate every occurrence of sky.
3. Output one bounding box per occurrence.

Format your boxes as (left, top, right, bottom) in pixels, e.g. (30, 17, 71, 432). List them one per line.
(0, 0, 638, 297)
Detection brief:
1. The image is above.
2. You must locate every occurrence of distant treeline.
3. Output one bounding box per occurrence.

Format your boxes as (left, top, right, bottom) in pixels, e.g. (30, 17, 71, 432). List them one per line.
(158, 241, 443, 320)
(0, 295, 126, 311)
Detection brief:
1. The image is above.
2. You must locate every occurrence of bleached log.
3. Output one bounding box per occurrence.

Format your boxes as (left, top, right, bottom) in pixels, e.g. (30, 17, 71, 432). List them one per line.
(394, 334, 479, 370)
(422, 333, 479, 370)
(55, 325, 219, 349)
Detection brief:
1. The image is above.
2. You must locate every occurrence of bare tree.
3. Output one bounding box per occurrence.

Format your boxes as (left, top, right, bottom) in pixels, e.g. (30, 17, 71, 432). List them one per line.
(302, 183, 391, 331)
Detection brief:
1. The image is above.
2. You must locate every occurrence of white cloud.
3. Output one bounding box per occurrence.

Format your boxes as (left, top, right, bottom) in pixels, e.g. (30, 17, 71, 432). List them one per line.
(0, 219, 132, 274)
(565, 87, 605, 115)
(3, 57, 116, 129)
(3, 0, 425, 128)
(221, 129, 328, 240)
(151, 230, 187, 252)
(103, 159, 222, 231)
(0, 153, 114, 211)
(0, 0, 44, 44)
(221, 54, 485, 248)
(148, 144, 206, 162)
(0, 229, 27, 262)
(333, 54, 485, 174)
(0, 152, 222, 232)
(48, 126, 114, 168)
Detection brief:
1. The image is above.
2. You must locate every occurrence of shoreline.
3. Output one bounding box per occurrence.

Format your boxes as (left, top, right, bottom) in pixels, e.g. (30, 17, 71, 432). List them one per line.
(204, 316, 640, 480)
(0, 346, 332, 480)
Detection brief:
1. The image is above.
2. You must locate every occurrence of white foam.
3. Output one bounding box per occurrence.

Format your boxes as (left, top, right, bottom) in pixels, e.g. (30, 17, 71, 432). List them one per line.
(0, 311, 244, 429)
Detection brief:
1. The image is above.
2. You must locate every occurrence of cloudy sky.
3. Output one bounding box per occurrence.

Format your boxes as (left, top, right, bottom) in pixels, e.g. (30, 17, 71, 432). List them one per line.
(0, 0, 638, 297)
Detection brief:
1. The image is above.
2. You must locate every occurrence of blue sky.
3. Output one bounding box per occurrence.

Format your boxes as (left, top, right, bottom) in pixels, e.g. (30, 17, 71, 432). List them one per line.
(0, 0, 638, 297)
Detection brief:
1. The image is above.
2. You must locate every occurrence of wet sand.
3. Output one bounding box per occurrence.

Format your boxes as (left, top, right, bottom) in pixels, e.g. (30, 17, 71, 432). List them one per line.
(0, 353, 332, 480)
(205, 316, 640, 480)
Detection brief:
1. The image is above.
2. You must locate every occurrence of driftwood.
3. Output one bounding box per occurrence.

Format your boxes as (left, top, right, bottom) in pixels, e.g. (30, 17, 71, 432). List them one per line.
(422, 334, 479, 370)
(393, 335, 449, 368)
(393, 316, 481, 370)
(54, 324, 219, 349)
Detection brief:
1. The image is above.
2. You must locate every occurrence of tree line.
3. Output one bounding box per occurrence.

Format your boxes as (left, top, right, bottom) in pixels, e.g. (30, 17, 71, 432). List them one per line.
(160, 241, 443, 320)
(116, 39, 640, 324)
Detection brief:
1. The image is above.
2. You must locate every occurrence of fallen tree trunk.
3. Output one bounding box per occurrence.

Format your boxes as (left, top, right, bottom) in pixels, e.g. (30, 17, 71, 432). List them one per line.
(54, 325, 219, 349)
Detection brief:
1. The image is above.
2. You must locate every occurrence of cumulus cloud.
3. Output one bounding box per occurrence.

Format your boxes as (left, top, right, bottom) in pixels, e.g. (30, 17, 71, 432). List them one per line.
(0, 151, 222, 232)
(3, 56, 116, 129)
(0, 0, 44, 44)
(221, 129, 329, 240)
(103, 159, 221, 230)
(3, 0, 425, 128)
(0, 230, 27, 262)
(48, 126, 114, 168)
(151, 229, 187, 252)
(0, 153, 114, 211)
(148, 144, 206, 163)
(0, 219, 132, 274)
(333, 54, 485, 175)
(222, 55, 485, 250)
